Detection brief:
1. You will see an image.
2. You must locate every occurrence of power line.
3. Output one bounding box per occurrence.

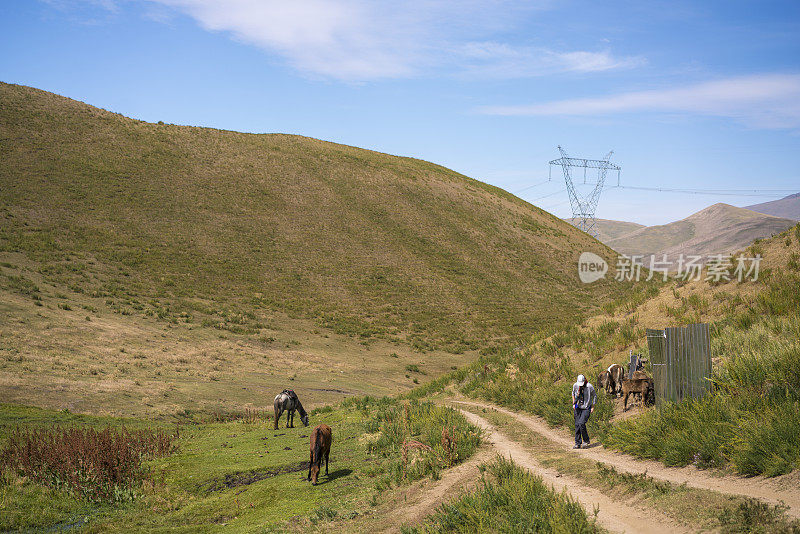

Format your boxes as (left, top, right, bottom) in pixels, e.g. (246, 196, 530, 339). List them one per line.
(527, 188, 566, 202)
(512, 179, 550, 194)
(612, 185, 796, 197)
(549, 146, 619, 237)
(540, 198, 571, 210)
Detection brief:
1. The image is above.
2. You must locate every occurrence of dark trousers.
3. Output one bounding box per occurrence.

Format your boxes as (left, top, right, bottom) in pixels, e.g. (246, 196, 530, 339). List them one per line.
(574, 407, 591, 446)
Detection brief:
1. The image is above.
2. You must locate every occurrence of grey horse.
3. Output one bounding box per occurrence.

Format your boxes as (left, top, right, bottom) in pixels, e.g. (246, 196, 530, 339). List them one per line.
(273, 389, 309, 429)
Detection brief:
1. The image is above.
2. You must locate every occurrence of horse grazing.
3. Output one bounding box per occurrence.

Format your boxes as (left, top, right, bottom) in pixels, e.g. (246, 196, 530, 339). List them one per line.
(598, 364, 624, 396)
(273, 389, 309, 430)
(308, 424, 332, 485)
(621, 377, 654, 411)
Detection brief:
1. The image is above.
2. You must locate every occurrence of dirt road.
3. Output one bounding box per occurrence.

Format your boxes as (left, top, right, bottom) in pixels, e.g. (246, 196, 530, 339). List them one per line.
(456, 408, 690, 534)
(451, 398, 800, 520)
(382, 406, 687, 534)
(377, 448, 494, 532)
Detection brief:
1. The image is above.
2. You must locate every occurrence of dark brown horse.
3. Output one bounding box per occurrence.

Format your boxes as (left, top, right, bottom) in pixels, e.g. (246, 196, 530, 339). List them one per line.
(621, 377, 654, 411)
(308, 424, 332, 485)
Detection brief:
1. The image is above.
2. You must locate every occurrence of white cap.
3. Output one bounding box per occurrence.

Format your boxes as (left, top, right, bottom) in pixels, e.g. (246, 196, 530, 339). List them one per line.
(576, 374, 586, 386)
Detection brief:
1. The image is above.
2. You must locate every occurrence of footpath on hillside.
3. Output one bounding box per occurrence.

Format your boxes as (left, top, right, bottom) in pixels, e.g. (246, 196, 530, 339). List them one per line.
(457, 408, 688, 534)
(354, 393, 799, 533)
(334, 390, 800, 533)
(449, 397, 800, 520)
(378, 406, 685, 534)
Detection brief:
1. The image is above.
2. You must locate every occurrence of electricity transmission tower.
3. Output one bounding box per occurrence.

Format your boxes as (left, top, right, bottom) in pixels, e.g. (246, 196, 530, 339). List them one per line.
(549, 146, 621, 238)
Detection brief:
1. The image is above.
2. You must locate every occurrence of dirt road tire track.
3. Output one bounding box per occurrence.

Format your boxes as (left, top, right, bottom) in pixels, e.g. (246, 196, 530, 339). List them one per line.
(451, 398, 800, 520)
(378, 448, 494, 533)
(457, 409, 690, 534)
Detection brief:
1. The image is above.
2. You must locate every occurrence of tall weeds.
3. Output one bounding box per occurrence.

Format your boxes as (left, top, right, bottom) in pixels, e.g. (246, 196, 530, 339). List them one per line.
(347, 396, 482, 486)
(406, 457, 600, 533)
(1, 426, 177, 501)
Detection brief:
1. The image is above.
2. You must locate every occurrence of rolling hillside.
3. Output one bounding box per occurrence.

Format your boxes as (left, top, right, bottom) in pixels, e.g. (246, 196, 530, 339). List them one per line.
(745, 193, 800, 221)
(605, 203, 796, 262)
(0, 82, 627, 416)
(566, 218, 645, 242)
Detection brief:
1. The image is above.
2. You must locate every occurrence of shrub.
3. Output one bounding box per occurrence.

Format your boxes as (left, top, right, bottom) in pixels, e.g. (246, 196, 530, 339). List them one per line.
(757, 272, 800, 316)
(730, 402, 800, 476)
(1, 426, 176, 501)
(788, 253, 800, 272)
(718, 498, 800, 533)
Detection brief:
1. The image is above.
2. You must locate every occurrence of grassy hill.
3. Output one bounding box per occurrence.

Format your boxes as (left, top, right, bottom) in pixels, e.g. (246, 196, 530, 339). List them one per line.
(746, 192, 800, 221)
(566, 218, 645, 242)
(0, 82, 627, 416)
(605, 203, 796, 262)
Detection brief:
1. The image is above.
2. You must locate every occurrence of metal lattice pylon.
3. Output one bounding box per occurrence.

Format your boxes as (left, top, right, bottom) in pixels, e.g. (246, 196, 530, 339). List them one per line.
(549, 146, 621, 237)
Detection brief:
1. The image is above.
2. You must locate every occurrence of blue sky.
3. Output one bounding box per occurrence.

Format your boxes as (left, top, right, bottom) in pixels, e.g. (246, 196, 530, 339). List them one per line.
(2, 0, 799, 225)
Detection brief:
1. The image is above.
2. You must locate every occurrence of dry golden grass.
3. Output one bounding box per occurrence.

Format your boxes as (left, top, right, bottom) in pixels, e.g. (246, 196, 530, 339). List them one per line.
(0, 81, 635, 417)
(0, 279, 468, 418)
(0, 81, 626, 358)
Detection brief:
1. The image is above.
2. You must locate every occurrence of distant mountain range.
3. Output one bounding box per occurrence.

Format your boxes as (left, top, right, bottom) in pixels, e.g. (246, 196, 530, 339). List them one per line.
(570, 202, 797, 263)
(566, 218, 645, 242)
(745, 193, 800, 221)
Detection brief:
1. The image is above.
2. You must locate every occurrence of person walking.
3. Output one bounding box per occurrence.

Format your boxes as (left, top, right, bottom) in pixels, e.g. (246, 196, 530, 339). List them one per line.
(572, 374, 596, 449)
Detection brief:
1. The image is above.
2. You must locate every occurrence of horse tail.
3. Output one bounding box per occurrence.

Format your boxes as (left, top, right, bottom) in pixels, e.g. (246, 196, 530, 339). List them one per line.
(311, 425, 331, 463)
(313, 436, 323, 467)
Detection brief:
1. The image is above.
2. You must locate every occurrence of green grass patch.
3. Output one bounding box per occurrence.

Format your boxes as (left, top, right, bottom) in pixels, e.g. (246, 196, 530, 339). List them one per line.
(405, 457, 600, 533)
(0, 398, 481, 533)
(348, 396, 482, 487)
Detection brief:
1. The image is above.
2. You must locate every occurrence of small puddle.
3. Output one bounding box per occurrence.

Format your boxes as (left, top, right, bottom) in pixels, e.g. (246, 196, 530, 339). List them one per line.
(200, 461, 308, 493)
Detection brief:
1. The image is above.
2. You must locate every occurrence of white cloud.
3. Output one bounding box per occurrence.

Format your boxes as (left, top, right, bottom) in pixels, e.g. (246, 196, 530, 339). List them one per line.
(458, 42, 645, 78)
(478, 74, 800, 129)
(148, 0, 641, 81)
